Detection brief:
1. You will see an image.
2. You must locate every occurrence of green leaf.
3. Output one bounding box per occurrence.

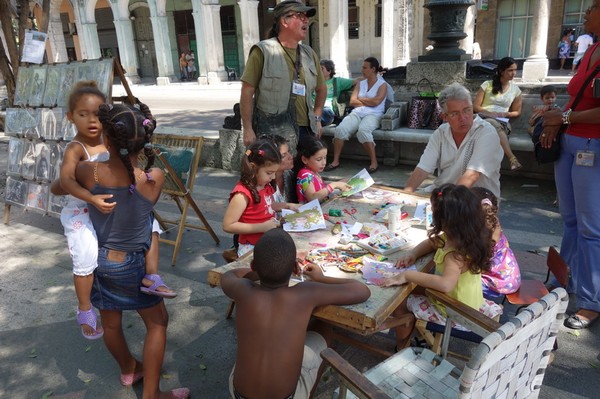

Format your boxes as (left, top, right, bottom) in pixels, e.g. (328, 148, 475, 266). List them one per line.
(199, 364, 207, 370)
(85, 346, 92, 352)
(41, 391, 53, 399)
(590, 362, 600, 369)
(161, 373, 172, 379)
(568, 330, 580, 337)
(29, 348, 37, 358)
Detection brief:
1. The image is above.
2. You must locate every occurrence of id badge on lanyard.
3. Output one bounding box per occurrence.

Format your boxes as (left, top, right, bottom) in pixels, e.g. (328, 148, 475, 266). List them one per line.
(292, 81, 306, 96)
(576, 139, 595, 167)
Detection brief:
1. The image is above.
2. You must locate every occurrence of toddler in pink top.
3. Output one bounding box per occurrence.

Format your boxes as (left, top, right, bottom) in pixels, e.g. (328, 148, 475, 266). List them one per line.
(472, 187, 521, 299)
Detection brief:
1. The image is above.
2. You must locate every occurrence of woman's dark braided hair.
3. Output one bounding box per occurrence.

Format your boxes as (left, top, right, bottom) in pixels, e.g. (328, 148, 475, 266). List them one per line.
(240, 139, 281, 203)
(97, 101, 157, 194)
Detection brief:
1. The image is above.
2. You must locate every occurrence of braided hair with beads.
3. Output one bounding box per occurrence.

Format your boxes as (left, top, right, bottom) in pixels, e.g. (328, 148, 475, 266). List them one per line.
(97, 102, 157, 194)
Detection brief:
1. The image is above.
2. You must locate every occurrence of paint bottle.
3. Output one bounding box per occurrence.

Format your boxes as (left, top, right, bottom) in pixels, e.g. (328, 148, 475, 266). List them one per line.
(388, 206, 401, 234)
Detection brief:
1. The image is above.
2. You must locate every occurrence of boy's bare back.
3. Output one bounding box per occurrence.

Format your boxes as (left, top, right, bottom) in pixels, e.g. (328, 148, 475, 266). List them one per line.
(221, 229, 370, 399)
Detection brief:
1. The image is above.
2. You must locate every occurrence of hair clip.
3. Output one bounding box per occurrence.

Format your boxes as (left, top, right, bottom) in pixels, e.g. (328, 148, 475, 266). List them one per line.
(129, 184, 135, 194)
(481, 198, 492, 206)
(144, 142, 153, 150)
(143, 119, 153, 127)
(245, 149, 252, 156)
(437, 191, 443, 197)
(120, 148, 129, 156)
(258, 149, 265, 156)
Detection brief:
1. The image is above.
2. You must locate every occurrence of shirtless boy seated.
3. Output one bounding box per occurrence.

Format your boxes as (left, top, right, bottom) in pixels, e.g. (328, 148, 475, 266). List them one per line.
(221, 228, 371, 399)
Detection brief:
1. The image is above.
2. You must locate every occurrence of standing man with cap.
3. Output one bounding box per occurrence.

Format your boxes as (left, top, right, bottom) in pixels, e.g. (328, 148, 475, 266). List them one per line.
(240, 0, 326, 153)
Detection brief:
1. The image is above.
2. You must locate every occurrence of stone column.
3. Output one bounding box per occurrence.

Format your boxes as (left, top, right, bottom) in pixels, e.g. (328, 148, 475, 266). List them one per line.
(47, 17, 68, 63)
(397, 0, 411, 66)
(149, 15, 177, 85)
(459, 4, 476, 55)
(192, 0, 225, 84)
(328, 0, 350, 77)
(238, 0, 260, 66)
(78, 23, 102, 59)
(380, 0, 395, 68)
(522, 0, 551, 82)
(113, 19, 141, 84)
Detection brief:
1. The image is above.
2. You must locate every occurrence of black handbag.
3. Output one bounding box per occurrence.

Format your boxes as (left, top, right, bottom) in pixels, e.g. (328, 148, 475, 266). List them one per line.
(532, 65, 600, 164)
(408, 78, 442, 130)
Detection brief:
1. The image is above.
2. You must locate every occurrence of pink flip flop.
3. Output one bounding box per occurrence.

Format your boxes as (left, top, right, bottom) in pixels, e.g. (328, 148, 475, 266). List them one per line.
(140, 274, 177, 298)
(76, 308, 104, 340)
(170, 388, 190, 399)
(120, 370, 144, 386)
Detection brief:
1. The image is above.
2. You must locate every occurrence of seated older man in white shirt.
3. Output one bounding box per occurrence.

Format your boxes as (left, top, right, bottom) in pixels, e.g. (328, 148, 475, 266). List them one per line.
(403, 83, 503, 198)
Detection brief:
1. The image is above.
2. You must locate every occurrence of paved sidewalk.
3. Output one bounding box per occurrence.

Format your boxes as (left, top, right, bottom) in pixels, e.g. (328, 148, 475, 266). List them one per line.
(1, 140, 599, 398)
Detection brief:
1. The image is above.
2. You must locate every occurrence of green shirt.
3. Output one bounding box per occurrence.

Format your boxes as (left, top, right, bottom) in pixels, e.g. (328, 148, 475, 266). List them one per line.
(324, 77, 354, 109)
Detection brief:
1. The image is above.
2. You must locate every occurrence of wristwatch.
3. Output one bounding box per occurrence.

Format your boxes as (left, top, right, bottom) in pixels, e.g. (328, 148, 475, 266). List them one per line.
(562, 109, 572, 125)
(313, 115, 322, 122)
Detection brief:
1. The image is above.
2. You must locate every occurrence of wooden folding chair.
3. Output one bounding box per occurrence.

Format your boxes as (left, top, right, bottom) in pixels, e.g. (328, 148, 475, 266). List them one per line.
(150, 134, 220, 265)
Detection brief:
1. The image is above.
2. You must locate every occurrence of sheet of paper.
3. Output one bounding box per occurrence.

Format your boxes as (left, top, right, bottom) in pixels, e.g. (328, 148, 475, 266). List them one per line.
(282, 199, 326, 232)
(361, 257, 417, 286)
(413, 200, 428, 220)
(496, 117, 509, 124)
(341, 168, 375, 197)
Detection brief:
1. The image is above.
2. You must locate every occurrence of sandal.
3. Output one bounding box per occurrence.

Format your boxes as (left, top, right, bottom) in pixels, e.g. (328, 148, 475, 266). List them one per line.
(170, 388, 190, 399)
(323, 163, 340, 172)
(76, 308, 104, 340)
(509, 157, 522, 171)
(120, 370, 144, 386)
(564, 314, 598, 329)
(140, 274, 177, 298)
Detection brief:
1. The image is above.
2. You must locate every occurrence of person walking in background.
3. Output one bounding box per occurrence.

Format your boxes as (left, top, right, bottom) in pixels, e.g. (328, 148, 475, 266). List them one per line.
(325, 57, 389, 174)
(186, 51, 196, 80)
(572, 31, 594, 74)
(473, 57, 524, 171)
(404, 83, 503, 199)
(319, 59, 357, 126)
(179, 52, 188, 81)
(239, 0, 326, 152)
(558, 30, 572, 70)
(540, 2, 600, 330)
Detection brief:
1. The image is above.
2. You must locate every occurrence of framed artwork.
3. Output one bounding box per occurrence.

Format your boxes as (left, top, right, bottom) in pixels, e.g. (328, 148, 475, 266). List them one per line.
(96, 58, 114, 99)
(4, 108, 35, 137)
(57, 63, 78, 107)
(43, 65, 61, 107)
(48, 193, 69, 216)
(28, 65, 48, 107)
(77, 60, 95, 81)
(5, 177, 28, 206)
(8, 138, 24, 176)
(24, 108, 41, 140)
(26, 182, 49, 213)
(39, 108, 63, 140)
(35, 142, 51, 182)
(21, 140, 37, 180)
(49, 141, 66, 182)
(62, 114, 77, 141)
(14, 67, 33, 106)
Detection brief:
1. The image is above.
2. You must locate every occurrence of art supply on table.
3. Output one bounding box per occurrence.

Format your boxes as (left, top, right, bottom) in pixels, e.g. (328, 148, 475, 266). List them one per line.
(388, 206, 401, 233)
(328, 209, 342, 217)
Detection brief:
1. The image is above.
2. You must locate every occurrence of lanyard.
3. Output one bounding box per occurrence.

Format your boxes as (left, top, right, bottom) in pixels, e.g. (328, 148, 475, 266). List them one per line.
(278, 39, 302, 81)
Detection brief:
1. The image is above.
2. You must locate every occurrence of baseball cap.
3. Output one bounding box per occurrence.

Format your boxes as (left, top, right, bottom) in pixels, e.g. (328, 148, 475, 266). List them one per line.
(273, 1, 316, 19)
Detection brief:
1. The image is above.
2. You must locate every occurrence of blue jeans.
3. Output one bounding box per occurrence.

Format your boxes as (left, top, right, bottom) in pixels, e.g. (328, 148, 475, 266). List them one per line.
(322, 107, 335, 126)
(555, 134, 600, 313)
(91, 248, 162, 311)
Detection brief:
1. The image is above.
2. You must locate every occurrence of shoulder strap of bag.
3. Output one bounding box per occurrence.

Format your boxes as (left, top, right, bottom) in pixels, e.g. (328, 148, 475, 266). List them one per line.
(570, 65, 600, 111)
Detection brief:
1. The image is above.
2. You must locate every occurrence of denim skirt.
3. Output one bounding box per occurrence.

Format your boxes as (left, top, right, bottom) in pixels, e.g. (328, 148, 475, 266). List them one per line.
(91, 248, 162, 311)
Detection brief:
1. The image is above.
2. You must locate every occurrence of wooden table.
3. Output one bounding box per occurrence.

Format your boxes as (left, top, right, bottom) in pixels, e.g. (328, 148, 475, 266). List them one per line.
(208, 185, 434, 342)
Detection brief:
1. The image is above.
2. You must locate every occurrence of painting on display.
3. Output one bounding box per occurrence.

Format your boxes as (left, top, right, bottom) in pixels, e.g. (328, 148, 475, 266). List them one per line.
(35, 142, 51, 182)
(39, 108, 63, 140)
(26, 182, 49, 212)
(28, 65, 48, 107)
(48, 193, 69, 216)
(56, 63, 78, 107)
(5, 177, 28, 206)
(21, 140, 37, 180)
(8, 138, 24, 176)
(5, 108, 38, 137)
(43, 66, 62, 107)
(14, 67, 33, 106)
(49, 142, 66, 182)
(95, 58, 114, 98)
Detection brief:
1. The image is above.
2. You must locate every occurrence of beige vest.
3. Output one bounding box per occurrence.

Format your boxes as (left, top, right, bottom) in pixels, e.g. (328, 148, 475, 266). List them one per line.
(254, 38, 319, 132)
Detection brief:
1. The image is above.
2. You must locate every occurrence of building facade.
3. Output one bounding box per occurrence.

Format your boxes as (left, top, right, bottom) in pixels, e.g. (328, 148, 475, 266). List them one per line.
(35, 0, 594, 84)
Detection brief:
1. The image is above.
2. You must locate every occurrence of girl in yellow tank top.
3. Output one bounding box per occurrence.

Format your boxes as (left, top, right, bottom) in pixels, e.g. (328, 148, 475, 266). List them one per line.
(381, 184, 503, 349)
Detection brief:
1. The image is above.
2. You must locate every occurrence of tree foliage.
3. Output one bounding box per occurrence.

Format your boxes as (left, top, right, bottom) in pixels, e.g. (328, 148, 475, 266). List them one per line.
(0, 0, 49, 105)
